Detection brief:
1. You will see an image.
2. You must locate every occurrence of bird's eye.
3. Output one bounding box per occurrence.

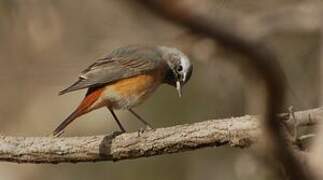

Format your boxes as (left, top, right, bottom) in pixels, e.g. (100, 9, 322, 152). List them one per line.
(177, 65, 183, 72)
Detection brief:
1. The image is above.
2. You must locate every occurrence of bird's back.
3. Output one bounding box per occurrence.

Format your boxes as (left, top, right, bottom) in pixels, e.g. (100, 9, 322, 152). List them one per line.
(59, 45, 165, 95)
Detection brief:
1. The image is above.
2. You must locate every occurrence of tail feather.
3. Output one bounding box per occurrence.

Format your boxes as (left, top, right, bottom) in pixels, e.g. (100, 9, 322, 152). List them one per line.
(53, 87, 104, 136)
(53, 110, 81, 137)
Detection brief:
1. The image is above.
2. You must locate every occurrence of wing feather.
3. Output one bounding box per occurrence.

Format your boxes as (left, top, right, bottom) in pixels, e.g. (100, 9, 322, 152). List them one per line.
(59, 45, 164, 95)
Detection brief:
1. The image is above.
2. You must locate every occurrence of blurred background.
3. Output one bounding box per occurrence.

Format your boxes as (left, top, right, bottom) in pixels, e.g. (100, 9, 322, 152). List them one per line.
(0, 0, 321, 180)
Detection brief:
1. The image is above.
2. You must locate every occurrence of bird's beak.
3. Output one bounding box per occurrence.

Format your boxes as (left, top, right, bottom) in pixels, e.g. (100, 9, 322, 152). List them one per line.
(176, 80, 182, 98)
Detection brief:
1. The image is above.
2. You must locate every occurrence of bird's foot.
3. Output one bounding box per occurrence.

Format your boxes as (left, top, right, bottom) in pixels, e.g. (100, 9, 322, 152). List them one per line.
(145, 125, 154, 131)
(137, 126, 154, 137)
(109, 131, 125, 138)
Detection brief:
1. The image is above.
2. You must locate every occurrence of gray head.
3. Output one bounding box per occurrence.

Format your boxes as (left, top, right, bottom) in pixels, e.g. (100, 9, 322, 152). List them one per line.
(158, 46, 193, 97)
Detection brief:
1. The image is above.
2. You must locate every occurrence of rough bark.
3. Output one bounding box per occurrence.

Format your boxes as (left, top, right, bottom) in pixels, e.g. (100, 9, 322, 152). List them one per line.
(0, 107, 320, 164)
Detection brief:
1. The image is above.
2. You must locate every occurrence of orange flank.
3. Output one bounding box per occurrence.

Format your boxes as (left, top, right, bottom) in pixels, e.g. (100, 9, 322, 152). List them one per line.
(103, 71, 164, 109)
(114, 74, 160, 96)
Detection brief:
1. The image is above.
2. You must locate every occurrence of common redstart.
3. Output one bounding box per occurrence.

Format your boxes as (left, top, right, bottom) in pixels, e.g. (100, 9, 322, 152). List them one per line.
(53, 45, 193, 136)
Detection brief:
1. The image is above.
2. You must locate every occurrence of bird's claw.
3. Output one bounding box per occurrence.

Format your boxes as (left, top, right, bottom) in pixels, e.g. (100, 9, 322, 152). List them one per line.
(137, 126, 153, 137)
(111, 130, 125, 137)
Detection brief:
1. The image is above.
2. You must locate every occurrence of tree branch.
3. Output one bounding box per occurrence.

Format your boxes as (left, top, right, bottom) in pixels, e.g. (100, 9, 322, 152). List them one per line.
(0, 107, 320, 164)
(136, 1, 315, 179)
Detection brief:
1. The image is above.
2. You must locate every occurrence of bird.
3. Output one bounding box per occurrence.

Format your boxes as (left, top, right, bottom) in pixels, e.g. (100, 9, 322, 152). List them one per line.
(53, 45, 193, 137)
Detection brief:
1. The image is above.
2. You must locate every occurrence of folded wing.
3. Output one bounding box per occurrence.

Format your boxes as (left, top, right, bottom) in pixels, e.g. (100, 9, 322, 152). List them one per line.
(59, 45, 164, 95)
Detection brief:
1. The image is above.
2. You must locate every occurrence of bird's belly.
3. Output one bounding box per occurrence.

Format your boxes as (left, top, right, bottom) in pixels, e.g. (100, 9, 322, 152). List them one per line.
(99, 74, 161, 109)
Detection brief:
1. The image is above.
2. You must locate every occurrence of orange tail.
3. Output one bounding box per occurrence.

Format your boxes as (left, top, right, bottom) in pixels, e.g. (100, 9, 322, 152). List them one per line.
(53, 88, 104, 136)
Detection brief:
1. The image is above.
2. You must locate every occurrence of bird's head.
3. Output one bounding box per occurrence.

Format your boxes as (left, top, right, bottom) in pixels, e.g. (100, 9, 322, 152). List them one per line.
(159, 46, 193, 98)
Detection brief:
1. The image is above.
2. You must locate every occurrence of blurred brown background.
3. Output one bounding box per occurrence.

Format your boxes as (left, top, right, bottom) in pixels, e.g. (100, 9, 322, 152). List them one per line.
(0, 0, 321, 180)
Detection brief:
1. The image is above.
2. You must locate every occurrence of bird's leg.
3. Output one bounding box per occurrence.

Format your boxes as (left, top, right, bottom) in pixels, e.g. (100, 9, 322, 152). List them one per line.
(128, 109, 153, 130)
(53, 130, 65, 138)
(107, 108, 126, 133)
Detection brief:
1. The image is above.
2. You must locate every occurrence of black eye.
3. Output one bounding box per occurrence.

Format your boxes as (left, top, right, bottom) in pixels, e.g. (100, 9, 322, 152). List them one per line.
(177, 65, 183, 72)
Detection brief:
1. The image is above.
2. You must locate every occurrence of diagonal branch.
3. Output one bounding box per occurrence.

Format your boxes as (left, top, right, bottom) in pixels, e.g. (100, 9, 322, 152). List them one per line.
(136, 1, 313, 179)
(0, 107, 320, 164)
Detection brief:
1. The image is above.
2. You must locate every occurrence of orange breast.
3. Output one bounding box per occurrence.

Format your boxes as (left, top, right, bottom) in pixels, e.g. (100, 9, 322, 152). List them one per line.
(95, 70, 164, 109)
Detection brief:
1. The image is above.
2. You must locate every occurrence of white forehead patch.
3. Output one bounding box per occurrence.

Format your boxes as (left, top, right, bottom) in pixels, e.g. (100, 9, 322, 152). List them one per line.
(180, 55, 192, 82)
(179, 53, 191, 71)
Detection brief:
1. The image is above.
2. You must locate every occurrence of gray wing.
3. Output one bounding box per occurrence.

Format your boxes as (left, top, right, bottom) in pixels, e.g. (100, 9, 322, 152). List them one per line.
(59, 46, 164, 95)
